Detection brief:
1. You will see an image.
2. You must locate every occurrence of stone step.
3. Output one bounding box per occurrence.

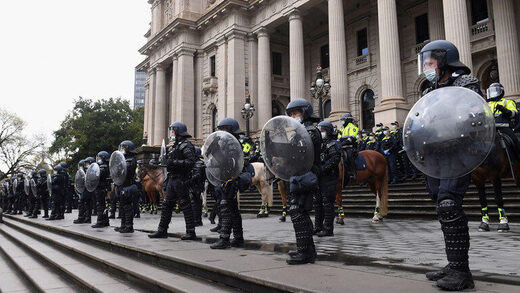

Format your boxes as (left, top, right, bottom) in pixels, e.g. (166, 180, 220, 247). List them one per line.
(1, 218, 238, 293)
(0, 236, 39, 293)
(0, 232, 77, 293)
(1, 215, 297, 293)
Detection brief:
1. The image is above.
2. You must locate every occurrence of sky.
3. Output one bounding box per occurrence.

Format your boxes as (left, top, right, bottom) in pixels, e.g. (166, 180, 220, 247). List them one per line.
(0, 0, 151, 142)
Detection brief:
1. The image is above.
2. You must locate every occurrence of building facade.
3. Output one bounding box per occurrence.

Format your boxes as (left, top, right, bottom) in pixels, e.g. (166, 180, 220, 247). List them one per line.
(133, 70, 147, 109)
(137, 0, 520, 145)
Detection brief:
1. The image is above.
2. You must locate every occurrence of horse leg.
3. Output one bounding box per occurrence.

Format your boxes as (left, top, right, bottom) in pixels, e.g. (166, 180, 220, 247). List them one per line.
(369, 182, 383, 224)
(335, 162, 345, 225)
(476, 181, 490, 232)
(202, 186, 208, 217)
(257, 183, 267, 218)
(278, 181, 287, 222)
(493, 178, 509, 232)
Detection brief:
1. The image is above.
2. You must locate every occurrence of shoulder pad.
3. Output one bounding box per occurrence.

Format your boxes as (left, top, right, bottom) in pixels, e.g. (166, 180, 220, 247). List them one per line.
(452, 74, 480, 88)
(326, 141, 336, 149)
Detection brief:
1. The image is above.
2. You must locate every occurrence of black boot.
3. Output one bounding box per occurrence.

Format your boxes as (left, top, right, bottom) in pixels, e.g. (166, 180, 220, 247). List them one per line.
(149, 200, 174, 237)
(148, 229, 168, 238)
(213, 201, 232, 249)
(287, 210, 316, 265)
(210, 225, 221, 233)
(230, 237, 244, 247)
(179, 198, 196, 239)
(114, 207, 125, 232)
(180, 231, 196, 240)
(320, 197, 334, 237)
(436, 270, 474, 291)
(119, 203, 134, 233)
(426, 264, 453, 281)
(210, 237, 230, 249)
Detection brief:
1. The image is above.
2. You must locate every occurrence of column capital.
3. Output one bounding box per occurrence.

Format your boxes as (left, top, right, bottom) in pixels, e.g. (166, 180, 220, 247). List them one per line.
(155, 66, 166, 72)
(216, 35, 227, 46)
(177, 47, 196, 57)
(225, 29, 247, 41)
(285, 9, 302, 21)
(255, 27, 269, 39)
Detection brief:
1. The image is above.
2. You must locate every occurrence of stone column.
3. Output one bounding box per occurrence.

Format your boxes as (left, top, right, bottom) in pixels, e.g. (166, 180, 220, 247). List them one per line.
(147, 69, 156, 145)
(248, 34, 259, 131)
(287, 9, 306, 100)
(176, 48, 196, 134)
(493, 0, 520, 100)
(153, 66, 167, 145)
(328, 0, 350, 118)
(442, 0, 472, 71)
(170, 54, 178, 123)
(428, 0, 445, 41)
(216, 36, 227, 121)
(373, 0, 409, 125)
(143, 81, 150, 143)
(257, 28, 272, 129)
(226, 30, 247, 130)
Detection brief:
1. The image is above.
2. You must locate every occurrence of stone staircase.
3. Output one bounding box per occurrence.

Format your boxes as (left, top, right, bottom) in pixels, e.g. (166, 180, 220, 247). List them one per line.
(237, 177, 520, 222)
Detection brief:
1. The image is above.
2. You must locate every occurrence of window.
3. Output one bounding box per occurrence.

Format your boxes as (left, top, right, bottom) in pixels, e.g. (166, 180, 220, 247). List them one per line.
(272, 52, 282, 75)
(357, 28, 368, 56)
(470, 0, 488, 25)
(415, 14, 429, 44)
(210, 56, 216, 77)
(272, 100, 282, 117)
(211, 108, 218, 131)
(361, 89, 375, 130)
(320, 44, 330, 68)
(324, 100, 331, 118)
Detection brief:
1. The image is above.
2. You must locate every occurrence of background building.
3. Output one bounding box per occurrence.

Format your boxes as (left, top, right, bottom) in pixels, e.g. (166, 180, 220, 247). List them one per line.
(133, 70, 146, 109)
(137, 0, 520, 145)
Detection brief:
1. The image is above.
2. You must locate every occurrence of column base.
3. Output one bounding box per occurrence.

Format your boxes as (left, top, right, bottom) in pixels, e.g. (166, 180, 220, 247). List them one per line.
(373, 100, 411, 126)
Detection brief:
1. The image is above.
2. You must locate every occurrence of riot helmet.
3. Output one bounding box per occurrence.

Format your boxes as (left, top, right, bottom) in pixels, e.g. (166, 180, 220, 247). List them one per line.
(217, 118, 244, 135)
(487, 82, 504, 101)
(97, 151, 110, 164)
(30, 170, 37, 178)
(340, 113, 354, 127)
(317, 121, 334, 139)
(59, 162, 68, 170)
(78, 159, 85, 169)
(118, 140, 136, 154)
(285, 98, 318, 123)
(418, 40, 470, 84)
(53, 165, 63, 173)
(38, 169, 47, 177)
(169, 122, 192, 141)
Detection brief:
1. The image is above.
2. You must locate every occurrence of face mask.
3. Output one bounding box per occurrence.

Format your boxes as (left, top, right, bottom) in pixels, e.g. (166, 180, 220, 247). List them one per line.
(383, 131, 388, 135)
(293, 116, 302, 124)
(170, 136, 176, 142)
(376, 127, 381, 131)
(321, 132, 327, 139)
(369, 136, 374, 140)
(424, 68, 438, 82)
(97, 160, 103, 165)
(392, 125, 397, 129)
(362, 133, 367, 138)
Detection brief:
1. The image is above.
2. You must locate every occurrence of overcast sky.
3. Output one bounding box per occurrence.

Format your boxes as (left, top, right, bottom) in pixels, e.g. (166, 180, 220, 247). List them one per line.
(0, 1, 150, 142)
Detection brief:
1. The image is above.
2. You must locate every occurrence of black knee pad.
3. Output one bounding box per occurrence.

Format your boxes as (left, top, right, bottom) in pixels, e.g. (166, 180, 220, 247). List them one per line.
(437, 199, 464, 223)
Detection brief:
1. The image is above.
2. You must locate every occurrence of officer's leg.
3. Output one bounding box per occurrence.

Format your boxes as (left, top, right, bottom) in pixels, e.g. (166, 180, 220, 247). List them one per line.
(313, 189, 324, 234)
(389, 154, 398, 184)
(191, 192, 203, 226)
(211, 186, 232, 249)
(119, 185, 136, 233)
(149, 179, 176, 238)
(83, 191, 92, 223)
(286, 191, 316, 265)
(92, 189, 109, 228)
(74, 191, 86, 223)
(109, 189, 118, 218)
(42, 195, 49, 218)
(133, 190, 140, 218)
(318, 180, 336, 237)
(230, 196, 244, 247)
(177, 180, 196, 240)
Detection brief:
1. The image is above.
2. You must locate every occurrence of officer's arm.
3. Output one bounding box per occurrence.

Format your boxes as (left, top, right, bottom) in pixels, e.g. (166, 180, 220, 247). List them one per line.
(322, 144, 341, 173)
(173, 146, 197, 168)
(506, 100, 517, 117)
(352, 126, 359, 137)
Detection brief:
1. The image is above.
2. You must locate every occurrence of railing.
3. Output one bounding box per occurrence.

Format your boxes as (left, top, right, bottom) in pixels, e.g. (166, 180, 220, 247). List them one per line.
(355, 54, 368, 66)
(470, 19, 494, 40)
(414, 41, 429, 55)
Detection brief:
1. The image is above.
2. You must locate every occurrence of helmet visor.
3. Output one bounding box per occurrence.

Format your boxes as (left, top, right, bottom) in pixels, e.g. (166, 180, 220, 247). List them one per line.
(486, 86, 503, 100)
(418, 50, 447, 76)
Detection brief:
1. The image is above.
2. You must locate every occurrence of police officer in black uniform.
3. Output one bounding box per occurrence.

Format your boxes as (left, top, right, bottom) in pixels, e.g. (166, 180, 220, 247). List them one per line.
(149, 122, 198, 240)
(35, 169, 50, 218)
(114, 141, 138, 233)
(59, 162, 73, 214)
(74, 157, 95, 224)
(2, 178, 10, 214)
(283, 99, 321, 264)
(92, 151, 111, 228)
(47, 165, 67, 220)
(210, 118, 254, 249)
(419, 40, 479, 291)
(316, 121, 341, 237)
(190, 146, 206, 227)
(27, 171, 40, 218)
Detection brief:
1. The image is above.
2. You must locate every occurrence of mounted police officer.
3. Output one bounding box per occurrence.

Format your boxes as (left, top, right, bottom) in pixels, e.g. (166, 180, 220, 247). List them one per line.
(190, 146, 206, 227)
(316, 121, 341, 237)
(74, 157, 95, 224)
(36, 169, 50, 218)
(92, 151, 111, 228)
(48, 165, 67, 220)
(209, 118, 254, 249)
(112, 141, 138, 233)
(148, 122, 198, 240)
(418, 39, 481, 290)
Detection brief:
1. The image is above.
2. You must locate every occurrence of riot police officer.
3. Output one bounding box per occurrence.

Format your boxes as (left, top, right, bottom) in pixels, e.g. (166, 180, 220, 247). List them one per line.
(113, 141, 138, 233)
(27, 171, 40, 218)
(209, 118, 254, 249)
(190, 146, 206, 227)
(59, 162, 73, 213)
(316, 121, 341, 237)
(92, 151, 111, 228)
(419, 40, 479, 290)
(2, 178, 10, 214)
(149, 122, 198, 239)
(15, 173, 25, 215)
(37, 169, 50, 218)
(283, 99, 321, 264)
(48, 165, 67, 220)
(74, 157, 95, 224)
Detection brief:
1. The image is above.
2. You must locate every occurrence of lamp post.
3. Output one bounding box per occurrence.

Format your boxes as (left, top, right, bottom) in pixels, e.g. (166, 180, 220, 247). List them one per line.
(310, 66, 331, 119)
(241, 93, 255, 137)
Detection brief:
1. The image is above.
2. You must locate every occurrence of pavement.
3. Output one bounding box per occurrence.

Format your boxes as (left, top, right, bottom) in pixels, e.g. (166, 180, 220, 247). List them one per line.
(8, 209, 520, 289)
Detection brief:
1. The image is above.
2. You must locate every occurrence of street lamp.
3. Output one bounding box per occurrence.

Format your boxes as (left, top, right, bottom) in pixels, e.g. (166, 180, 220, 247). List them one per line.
(310, 66, 331, 119)
(241, 93, 255, 137)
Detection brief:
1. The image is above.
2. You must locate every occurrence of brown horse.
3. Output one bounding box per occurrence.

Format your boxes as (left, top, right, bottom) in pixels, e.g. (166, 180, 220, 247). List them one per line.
(137, 165, 166, 214)
(472, 131, 520, 232)
(278, 150, 389, 223)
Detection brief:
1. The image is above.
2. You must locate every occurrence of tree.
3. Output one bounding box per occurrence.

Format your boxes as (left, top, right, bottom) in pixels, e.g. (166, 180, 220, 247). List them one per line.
(0, 108, 43, 180)
(49, 97, 143, 173)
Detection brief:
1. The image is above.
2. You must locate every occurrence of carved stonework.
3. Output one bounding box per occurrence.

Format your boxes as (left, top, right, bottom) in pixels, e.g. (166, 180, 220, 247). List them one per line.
(164, 0, 174, 23)
(202, 76, 218, 96)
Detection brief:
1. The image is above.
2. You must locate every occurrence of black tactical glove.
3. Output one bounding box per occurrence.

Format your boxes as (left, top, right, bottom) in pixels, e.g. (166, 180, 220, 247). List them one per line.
(496, 104, 513, 118)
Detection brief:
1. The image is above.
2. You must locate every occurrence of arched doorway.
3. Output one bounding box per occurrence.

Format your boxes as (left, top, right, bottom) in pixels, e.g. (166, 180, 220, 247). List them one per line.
(481, 61, 499, 93)
(361, 89, 375, 130)
(324, 99, 331, 118)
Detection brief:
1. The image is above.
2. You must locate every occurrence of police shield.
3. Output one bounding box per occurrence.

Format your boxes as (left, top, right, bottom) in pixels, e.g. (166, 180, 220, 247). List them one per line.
(24, 178, 30, 195)
(12, 178, 17, 194)
(47, 175, 52, 195)
(30, 179, 37, 196)
(403, 86, 495, 179)
(109, 151, 127, 186)
(85, 163, 100, 192)
(74, 168, 86, 194)
(205, 168, 220, 187)
(260, 116, 314, 181)
(159, 139, 167, 166)
(202, 131, 244, 184)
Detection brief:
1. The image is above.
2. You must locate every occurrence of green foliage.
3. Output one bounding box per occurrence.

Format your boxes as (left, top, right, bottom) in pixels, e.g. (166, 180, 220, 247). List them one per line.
(50, 97, 143, 170)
